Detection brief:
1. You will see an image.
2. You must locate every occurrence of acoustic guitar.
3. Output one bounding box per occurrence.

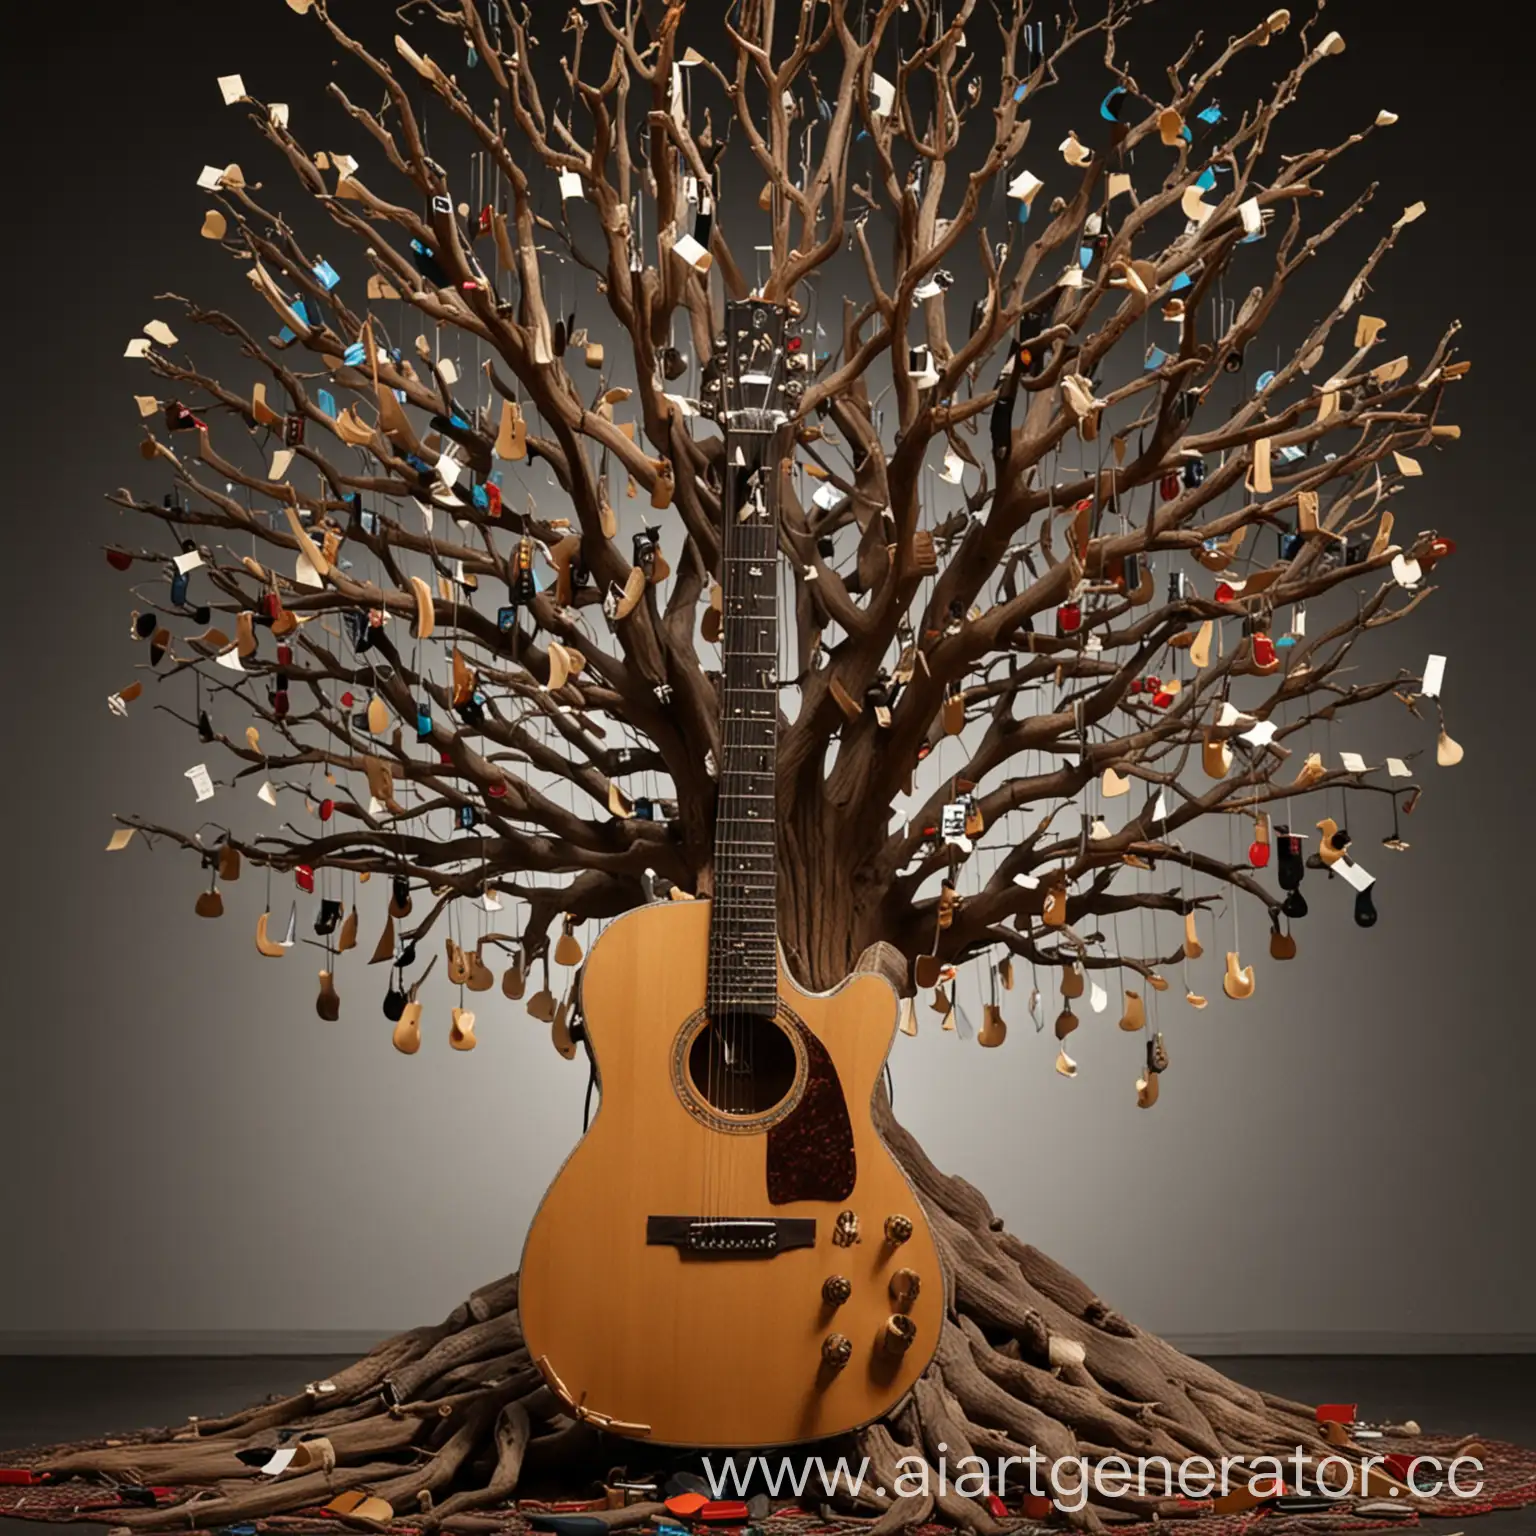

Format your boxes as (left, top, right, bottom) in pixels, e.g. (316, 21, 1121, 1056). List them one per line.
(519, 299, 942, 1448)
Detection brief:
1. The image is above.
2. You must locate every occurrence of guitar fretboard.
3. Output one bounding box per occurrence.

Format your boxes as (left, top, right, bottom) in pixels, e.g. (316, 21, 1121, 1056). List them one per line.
(707, 441, 780, 1017)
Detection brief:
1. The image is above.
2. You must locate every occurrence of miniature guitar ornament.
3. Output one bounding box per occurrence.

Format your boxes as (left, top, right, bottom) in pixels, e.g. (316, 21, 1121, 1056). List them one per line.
(519, 300, 942, 1448)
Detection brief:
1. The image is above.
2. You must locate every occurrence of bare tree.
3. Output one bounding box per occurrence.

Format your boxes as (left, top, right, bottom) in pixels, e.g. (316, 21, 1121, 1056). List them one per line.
(76, 0, 1465, 1527)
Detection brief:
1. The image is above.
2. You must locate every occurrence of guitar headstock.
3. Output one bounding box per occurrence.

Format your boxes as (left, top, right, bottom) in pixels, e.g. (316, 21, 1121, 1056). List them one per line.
(707, 299, 805, 434)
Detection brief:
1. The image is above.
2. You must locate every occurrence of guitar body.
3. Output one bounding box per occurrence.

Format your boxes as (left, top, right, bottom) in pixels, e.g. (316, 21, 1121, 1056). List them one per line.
(519, 899, 943, 1447)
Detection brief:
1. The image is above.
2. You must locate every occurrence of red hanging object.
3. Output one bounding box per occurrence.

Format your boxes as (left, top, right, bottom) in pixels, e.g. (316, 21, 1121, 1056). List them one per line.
(1152, 689, 1174, 708)
(1159, 471, 1181, 501)
(319, 799, 335, 822)
(1057, 601, 1082, 633)
(1249, 839, 1271, 868)
(340, 691, 355, 708)
(1422, 534, 1456, 569)
(1253, 633, 1277, 668)
(1214, 581, 1237, 603)
(106, 548, 134, 572)
(295, 865, 315, 893)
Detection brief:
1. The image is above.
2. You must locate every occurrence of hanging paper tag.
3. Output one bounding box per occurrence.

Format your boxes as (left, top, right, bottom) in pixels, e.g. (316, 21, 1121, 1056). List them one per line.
(185, 764, 215, 802)
(1421, 654, 1446, 698)
(1336, 859, 1376, 892)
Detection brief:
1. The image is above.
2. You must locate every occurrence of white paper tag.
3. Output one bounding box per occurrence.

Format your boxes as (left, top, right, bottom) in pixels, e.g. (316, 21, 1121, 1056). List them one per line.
(1336, 858, 1375, 892)
(185, 764, 215, 802)
(1386, 757, 1412, 778)
(258, 781, 278, 807)
(1089, 982, 1108, 1014)
(1421, 653, 1446, 698)
(173, 549, 204, 574)
(672, 232, 711, 270)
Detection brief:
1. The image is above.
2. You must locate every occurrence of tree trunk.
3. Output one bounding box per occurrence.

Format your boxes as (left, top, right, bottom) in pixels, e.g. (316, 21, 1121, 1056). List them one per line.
(778, 798, 891, 990)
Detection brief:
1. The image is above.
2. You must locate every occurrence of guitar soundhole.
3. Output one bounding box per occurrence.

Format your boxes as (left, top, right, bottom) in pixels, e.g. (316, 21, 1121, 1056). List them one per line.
(686, 1010, 799, 1117)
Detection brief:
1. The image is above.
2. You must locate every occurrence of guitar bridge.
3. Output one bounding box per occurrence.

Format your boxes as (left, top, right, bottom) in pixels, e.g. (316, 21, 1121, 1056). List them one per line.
(646, 1216, 815, 1257)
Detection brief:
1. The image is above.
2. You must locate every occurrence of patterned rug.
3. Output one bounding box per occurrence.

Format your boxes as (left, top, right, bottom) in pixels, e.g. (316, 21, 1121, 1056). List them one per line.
(3, 1434, 1533, 1534)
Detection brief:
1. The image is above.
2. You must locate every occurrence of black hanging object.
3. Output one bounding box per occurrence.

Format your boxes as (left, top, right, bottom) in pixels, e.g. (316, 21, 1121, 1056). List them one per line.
(1282, 888, 1308, 920)
(383, 985, 407, 1022)
(1276, 829, 1305, 890)
(198, 710, 215, 743)
(315, 899, 342, 936)
(1354, 885, 1378, 928)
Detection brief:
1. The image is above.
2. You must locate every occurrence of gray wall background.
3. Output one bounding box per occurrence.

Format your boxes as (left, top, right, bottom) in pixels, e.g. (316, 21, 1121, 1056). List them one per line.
(0, 0, 1531, 1354)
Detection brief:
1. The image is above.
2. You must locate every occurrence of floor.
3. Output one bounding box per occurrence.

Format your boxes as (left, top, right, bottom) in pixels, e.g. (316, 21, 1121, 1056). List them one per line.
(0, 1356, 1530, 1533)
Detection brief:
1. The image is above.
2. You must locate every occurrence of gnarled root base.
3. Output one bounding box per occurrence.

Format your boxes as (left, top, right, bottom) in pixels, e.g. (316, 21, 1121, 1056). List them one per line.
(24, 1124, 1473, 1534)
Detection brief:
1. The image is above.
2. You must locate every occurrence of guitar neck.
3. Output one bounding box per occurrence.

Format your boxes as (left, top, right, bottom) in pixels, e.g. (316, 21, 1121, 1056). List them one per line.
(708, 429, 781, 1018)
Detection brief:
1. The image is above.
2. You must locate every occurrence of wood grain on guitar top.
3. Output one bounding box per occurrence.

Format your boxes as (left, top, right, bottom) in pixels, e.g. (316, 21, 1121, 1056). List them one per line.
(518, 898, 942, 1448)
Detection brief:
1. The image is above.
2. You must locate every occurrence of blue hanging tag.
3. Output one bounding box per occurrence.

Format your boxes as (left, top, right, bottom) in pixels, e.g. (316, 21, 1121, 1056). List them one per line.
(313, 259, 341, 291)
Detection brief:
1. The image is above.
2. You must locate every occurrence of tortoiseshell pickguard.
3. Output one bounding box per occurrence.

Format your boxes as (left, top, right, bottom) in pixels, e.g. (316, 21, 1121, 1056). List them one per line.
(766, 1018, 855, 1203)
